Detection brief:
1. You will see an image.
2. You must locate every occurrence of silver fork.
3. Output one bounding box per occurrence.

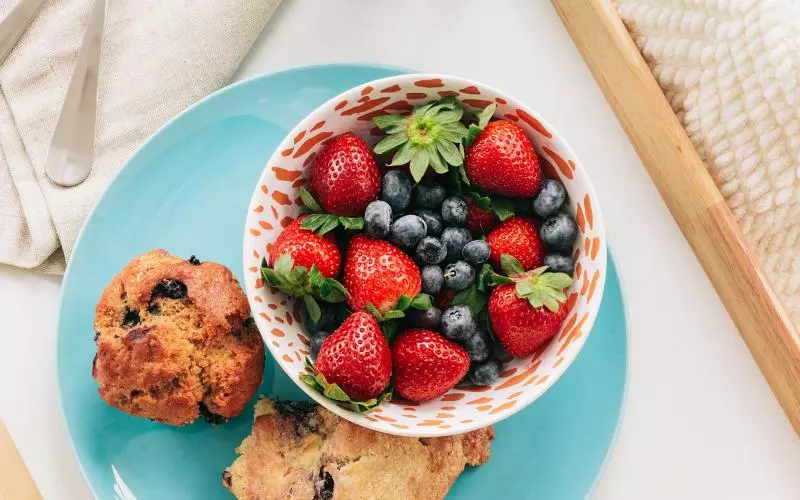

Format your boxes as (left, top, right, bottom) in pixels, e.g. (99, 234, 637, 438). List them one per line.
(45, 0, 106, 187)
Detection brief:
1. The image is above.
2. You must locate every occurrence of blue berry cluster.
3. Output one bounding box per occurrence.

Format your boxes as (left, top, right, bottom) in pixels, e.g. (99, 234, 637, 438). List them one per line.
(361, 169, 580, 387)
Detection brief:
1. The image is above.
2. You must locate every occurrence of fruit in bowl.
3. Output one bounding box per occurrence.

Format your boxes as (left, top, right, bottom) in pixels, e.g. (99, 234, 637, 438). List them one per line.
(243, 74, 606, 437)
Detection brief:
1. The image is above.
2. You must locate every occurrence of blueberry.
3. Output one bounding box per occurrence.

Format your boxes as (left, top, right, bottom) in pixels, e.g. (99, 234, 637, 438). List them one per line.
(544, 253, 574, 275)
(407, 306, 442, 330)
(463, 330, 491, 363)
(421, 265, 444, 295)
(364, 200, 392, 238)
(441, 196, 468, 225)
(462, 240, 490, 265)
(416, 237, 447, 265)
(415, 209, 444, 237)
(443, 261, 475, 291)
(511, 197, 535, 216)
(441, 305, 476, 341)
(468, 358, 502, 386)
(188, 255, 202, 265)
(413, 180, 446, 209)
(310, 330, 330, 360)
(151, 279, 187, 299)
(121, 307, 140, 328)
(381, 170, 412, 212)
(441, 227, 472, 262)
(533, 179, 567, 218)
(540, 212, 579, 251)
(390, 214, 427, 249)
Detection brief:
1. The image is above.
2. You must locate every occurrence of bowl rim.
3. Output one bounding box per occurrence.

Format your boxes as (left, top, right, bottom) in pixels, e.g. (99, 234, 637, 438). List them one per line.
(243, 72, 608, 437)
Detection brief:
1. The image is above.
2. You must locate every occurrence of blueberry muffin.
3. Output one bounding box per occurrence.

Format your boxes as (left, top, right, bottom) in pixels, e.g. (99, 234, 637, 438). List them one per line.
(223, 398, 493, 499)
(92, 249, 264, 426)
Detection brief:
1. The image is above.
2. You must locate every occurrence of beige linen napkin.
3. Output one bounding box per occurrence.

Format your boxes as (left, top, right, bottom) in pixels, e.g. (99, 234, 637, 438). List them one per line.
(616, 0, 800, 325)
(0, 0, 281, 274)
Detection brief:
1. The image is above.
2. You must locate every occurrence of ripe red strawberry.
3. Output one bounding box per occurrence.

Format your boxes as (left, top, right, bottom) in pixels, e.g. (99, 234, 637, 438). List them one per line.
(488, 269, 572, 358)
(308, 132, 381, 216)
(392, 329, 470, 402)
(465, 120, 541, 197)
(486, 216, 544, 272)
(315, 312, 392, 401)
(465, 195, 497, 233)
(344, 234, 421, 313)
(269, 215, 341, 278)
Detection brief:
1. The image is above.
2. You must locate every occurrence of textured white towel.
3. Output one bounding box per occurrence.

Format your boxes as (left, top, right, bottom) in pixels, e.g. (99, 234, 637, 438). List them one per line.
(617, 0, 800, 326)
(0, 0, 281, 273)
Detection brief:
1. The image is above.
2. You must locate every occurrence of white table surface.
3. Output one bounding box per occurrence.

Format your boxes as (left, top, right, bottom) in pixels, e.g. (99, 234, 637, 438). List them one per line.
(3, 1, 800, 499)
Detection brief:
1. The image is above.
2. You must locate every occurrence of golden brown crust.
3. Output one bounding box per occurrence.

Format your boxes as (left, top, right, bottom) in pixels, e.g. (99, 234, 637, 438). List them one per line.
(92, 249, 264, 425)
(224, 399, 493, 500)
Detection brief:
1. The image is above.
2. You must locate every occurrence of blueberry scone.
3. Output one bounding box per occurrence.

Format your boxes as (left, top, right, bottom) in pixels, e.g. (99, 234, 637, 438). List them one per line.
(92, 249, 265, 425)
(223, 398, 493, 499)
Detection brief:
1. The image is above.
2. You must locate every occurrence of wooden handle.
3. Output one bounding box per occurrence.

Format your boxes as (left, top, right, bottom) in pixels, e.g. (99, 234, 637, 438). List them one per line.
(0, 420, 42, 500)
(552, 0, 800, 434)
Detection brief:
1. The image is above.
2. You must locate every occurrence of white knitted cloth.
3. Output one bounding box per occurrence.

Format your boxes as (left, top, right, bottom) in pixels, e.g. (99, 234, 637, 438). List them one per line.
(617, 0, 800, 326)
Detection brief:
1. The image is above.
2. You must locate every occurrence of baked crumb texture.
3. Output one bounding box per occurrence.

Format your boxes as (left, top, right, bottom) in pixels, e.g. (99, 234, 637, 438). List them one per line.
(92, 249, 265, 426)
(224, 398, 494, 500)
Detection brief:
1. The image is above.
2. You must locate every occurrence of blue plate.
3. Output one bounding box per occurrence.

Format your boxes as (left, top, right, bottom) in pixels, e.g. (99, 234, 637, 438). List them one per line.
(57, 63, 628, 499)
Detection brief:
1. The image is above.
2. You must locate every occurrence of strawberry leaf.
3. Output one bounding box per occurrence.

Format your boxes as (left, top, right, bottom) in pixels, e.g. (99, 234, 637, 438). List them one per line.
(513, 268, 574, 313)
(409, 293, 433, 310)
(383, 310, 406, 320)
(436, 139, 463, 167)
(374, 131, 409, 154)
(476, 103, 497, 128)
(491, 198, 515, 221)
(317, 216, 341, 236)
(303, 295, 322, 322)
(464, 124, 483, 147)
(339, 216, 364, 230)
(261, 255, 349, 304)
(298, 186, 322, 213)
(389, 141, 414, 166)
(395, 294, 412, 311)
(500, 254, 526, 276)
(365, 302, 384, 322)
(469, 191, 492, 211)
(380, 320, 401, 342)
(273, 253, 294, 276)
(453, 284, 487, 315)
(301, 213, 332, 231)
(373, 114, 408, 133)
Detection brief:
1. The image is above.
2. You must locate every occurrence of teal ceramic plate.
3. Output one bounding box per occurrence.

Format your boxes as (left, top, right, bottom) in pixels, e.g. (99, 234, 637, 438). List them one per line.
(57, 63, 628, 499)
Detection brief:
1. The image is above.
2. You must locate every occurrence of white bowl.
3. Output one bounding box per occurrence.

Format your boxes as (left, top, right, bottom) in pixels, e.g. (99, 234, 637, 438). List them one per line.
(242, 73, 607, 437)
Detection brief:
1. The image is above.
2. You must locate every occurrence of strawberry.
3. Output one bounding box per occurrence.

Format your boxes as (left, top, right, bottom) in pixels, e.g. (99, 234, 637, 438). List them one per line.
(486, 216, 544, 272)
(343, 234, 421, 313)
(313, 312, 392, 401)
(261, 215, 348, 324)
(309, 132, 381, 216)
(465, 194, 497, 233)
(488, 267, 573, 358)
(465, 120, 541, 197)
(268, 215, 341, 278)
(392, 329, 470, 402)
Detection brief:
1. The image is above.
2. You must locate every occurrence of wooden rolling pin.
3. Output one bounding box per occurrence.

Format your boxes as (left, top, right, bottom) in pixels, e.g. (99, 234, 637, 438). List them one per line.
(551, 0, 800, 435)
(0, 419, 42, 500)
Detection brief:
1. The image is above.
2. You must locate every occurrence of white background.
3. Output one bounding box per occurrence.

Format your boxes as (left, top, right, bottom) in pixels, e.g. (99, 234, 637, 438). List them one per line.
(2, 1, 800, 498)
